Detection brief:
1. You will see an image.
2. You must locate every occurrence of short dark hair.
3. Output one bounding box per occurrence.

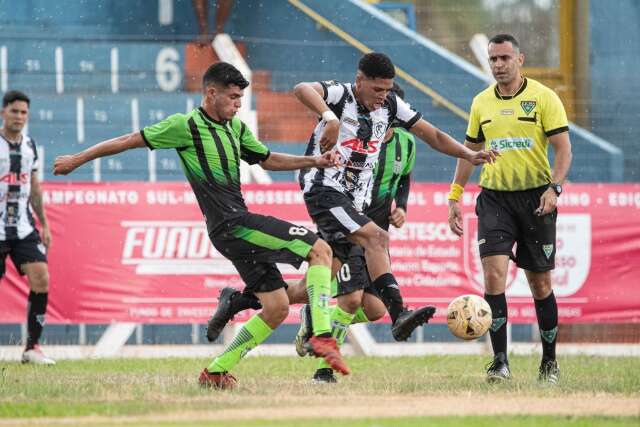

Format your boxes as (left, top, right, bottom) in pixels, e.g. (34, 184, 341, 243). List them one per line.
(202, 62, 250, 89)
(488, 34, 520, 50)
(358, 52, 395, 79)
(2, 90, 30, 108)
(390, 82, 405, 100)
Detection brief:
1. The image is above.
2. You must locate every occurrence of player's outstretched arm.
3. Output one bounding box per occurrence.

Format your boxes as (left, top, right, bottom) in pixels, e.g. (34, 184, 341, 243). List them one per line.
(409, 119, 498, 165)
(53, 132, 147, 175)
(260, 151, 341, 172)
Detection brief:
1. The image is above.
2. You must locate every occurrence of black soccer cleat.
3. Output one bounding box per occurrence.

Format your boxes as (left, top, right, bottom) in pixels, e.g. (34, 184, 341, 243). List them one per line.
(486, 352, 512, 383)
(391, 306, 436, 341)
(538, 358, 560, 385)
(311, 368, 338, 384)
(206, 287, 240, 342)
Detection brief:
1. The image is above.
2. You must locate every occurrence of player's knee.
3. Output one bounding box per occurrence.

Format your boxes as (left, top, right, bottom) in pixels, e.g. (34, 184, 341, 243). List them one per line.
(339, 293, 362, 314)
(262, 303, 289, 326)
(308, 239, 332, 265)
(29, 271, 49, 293)
(529, 279, 552, 299)
(483, 268, 506, 290)
(364, 228, 389, 252)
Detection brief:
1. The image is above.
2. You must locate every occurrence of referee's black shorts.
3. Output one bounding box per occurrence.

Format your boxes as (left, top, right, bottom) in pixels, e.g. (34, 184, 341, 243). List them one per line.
(476, 186, 557, 272)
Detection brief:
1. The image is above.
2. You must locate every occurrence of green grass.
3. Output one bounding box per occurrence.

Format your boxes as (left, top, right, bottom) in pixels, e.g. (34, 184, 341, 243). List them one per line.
(0, 355, 638, 426)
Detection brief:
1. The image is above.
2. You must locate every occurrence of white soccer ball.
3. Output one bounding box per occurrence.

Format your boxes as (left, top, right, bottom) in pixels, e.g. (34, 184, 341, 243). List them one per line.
(447, 294, 492, 340)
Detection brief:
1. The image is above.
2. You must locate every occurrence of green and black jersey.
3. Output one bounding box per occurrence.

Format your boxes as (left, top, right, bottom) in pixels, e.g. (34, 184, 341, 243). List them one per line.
(366, 128, 416, 230)
(141, 107, 270, 234)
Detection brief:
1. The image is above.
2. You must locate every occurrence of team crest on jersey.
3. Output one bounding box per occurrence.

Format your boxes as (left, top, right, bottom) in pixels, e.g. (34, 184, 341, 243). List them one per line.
(373, 122, 386, 139)
(520, 101, 536, 115)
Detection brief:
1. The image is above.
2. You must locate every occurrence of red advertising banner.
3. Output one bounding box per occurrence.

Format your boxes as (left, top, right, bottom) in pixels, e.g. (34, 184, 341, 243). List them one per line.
(1, 182, 639, 324)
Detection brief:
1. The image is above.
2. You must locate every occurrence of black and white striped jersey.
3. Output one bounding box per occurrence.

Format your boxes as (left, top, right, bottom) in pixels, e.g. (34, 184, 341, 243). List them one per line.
(0, 134, 39, 240)
(299, 81, 421, 211)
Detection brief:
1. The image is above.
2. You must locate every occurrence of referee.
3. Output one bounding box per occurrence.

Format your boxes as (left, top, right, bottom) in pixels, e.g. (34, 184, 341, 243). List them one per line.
(447, 34, 572, 384)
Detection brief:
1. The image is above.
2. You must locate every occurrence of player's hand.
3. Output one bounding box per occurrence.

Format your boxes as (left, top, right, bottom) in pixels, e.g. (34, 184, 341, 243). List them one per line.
(319, 120, 340, 153)
(389, 207, 407, 228)
(448, 200, 464, 236)
(535, 188, 557, 216)
(41, 224, 52, 249)
(53, 155, 79, 175)
(314, 150, 342, 168)
(467, 149, 499, 166)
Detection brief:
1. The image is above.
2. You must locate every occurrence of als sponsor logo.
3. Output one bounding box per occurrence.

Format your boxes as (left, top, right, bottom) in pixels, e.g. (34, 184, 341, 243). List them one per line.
(0, 172, 29, 184)
(340, 138, 380, 154)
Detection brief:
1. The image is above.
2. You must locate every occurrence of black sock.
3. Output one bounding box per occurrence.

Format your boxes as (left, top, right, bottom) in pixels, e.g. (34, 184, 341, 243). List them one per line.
(534, 291, 558, 361)
(26, 291, 48, 350)
(484, 293, 508, 357)
(230, 292, 262, 314)
(372, 273, 403, 323)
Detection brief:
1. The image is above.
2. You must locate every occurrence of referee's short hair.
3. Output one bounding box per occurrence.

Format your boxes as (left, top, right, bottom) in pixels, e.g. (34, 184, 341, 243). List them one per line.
(2, 90, 30, 108)
(358, 52, 395, 79)
(203, 62, 250, 90)
(488, 34, 520, 50)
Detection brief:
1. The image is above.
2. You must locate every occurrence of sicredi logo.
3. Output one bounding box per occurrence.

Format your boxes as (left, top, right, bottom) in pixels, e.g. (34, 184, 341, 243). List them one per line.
(489, 137, 534, 152)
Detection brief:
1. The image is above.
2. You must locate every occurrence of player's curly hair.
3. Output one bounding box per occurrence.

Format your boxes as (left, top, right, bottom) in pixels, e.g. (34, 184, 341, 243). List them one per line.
(203, 62, 250, 89)
(358, 53, 395, 79)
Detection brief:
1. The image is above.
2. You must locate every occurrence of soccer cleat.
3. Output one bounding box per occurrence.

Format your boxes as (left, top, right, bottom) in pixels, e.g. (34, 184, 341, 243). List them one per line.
(294, 304, 312, 357)
(206, 287, 240, 342)
(304, 336, 350, 376)
(198, 368, 237, 390)
(311, 368, 338, 384)
(21, 345, 56, 365)
(538, 358, 560, 385)
(486, 352, 512, 383)
(391, 306, 436, 341)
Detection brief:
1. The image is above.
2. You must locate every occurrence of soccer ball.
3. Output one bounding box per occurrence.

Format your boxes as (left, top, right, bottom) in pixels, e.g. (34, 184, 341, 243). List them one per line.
(447, 294, 492, 340)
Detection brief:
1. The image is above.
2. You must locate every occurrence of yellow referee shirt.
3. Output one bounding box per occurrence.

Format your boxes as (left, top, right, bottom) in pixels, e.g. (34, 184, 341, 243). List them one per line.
(465, 78, 569, 191)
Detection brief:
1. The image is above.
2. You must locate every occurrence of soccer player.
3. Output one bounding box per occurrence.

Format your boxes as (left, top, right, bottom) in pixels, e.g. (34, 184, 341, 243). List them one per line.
(0, 90, 54, 365)
(205, 83, 421, 383)
(447, 34, 572, 384)
(295, 52, 497, 351)
(53, 62, 349, 389)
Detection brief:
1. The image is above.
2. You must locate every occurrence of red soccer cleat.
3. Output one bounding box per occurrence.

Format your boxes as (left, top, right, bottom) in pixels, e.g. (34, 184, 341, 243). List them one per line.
(198, 368, 237, 390)
(305, 336, 350, 376)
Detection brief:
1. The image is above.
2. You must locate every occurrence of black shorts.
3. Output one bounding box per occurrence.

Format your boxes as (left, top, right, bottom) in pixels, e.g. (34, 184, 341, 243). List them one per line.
(211, 213, 318, 294)
(0, 230, 48, 277)
(304, 187, 372, 241)
(329, 239, 379, 299)
(476, 186, 557, 272)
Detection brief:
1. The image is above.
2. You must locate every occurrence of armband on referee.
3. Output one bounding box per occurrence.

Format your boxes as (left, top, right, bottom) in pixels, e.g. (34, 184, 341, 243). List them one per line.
(447, 183, 464, 202)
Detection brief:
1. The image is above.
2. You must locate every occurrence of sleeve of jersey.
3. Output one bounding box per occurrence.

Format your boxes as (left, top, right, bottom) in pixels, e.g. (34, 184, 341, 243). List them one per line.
(29, 139, 39, 172)
(465, 99, 484, 143)
(403, 136, 417, 176)
(395, 174, 411, 212)
(140, 114, 190, 150)
(236, 120, 270, 165)
(541, 90, 569, 137)
(320, 80, 345, 105)
(394, 96, 422, 130)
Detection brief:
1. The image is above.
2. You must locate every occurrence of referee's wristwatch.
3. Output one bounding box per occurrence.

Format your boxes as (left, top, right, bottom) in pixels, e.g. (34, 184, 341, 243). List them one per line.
(549, 182, 562, 196)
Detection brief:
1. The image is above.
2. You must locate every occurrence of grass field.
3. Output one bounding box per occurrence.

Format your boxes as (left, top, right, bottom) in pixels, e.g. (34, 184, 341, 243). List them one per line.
(1, 355, 639, 426)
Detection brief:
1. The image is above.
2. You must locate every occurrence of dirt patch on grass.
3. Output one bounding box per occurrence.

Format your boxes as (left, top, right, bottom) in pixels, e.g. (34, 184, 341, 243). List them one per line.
(5, 394, 639, 425)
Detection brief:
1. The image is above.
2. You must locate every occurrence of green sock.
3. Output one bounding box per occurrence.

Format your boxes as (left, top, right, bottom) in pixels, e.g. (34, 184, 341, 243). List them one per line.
(207, 314, 272, 373)
(318, 306, 355, 369)
(330, 277, 338, 297)
(306, 265, 332, 336)
(352, 307, 370, 324)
